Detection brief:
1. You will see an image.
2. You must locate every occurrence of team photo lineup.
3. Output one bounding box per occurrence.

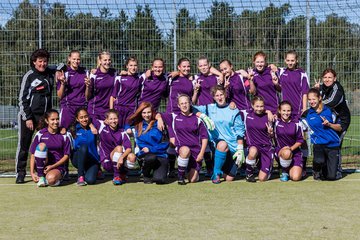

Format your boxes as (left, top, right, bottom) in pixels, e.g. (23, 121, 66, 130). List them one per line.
(15, 48, 351, 187)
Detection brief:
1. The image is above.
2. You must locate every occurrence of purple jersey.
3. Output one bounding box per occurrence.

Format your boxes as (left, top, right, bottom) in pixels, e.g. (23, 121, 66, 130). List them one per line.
(253, 67, 279, 113)
(56, 66, 87, 107)
(88, 68, 116, 120)
(161, 113, 208, 152)
(278, 68, 309, 119)
(241, 110, 272, 147)
(227, 73, 251, 110)
(194, 74, 218, 105)
(112, 74, 142, 110)
(30, 128, 71, 165)
(274, 119, 304, 148)
(138, 72, 169, 111)
(166, 76, 194, 113)
(94, 120, 131, 162)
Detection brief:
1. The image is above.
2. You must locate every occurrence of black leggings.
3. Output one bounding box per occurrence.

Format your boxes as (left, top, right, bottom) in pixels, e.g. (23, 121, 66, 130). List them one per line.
(313, 144, 340, 180)
(142, 154, 169, 184)
(71, 144, 99, 184)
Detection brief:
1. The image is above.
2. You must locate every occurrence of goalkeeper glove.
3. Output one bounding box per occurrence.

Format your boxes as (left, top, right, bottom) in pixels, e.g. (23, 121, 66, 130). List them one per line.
(199, 113, 215, 131)
(233, 144, 245, 166)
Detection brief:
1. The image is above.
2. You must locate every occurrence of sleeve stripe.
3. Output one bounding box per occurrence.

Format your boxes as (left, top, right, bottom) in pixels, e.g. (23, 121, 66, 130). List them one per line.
(18, 70, 33, 120)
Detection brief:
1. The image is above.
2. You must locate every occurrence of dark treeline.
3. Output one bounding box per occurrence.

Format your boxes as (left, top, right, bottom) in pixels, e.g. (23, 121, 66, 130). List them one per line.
(1, 0, 360, 113)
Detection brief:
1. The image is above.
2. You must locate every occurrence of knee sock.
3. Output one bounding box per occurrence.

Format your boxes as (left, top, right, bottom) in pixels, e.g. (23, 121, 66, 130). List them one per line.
(245, 158, 256, 175)
(112, 152, 122, 178)
(177, 156, 189, 180)
(212, 149, 227, 180)
(34, 145, 47, 177)
(280, 157, 292, 174)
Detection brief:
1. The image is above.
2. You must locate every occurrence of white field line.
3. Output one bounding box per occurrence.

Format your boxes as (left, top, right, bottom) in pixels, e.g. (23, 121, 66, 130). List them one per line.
(0, 135, 17, 140)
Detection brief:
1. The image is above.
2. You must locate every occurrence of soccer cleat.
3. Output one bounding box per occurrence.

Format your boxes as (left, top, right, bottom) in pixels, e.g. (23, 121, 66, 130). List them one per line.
(112, 176, 122, 185)
(119, 174, 127, 184)
(37, 176, 47, 187)
(77, 176, 87, 186)
(280, 173, 289, 182)
(246, 174, 256, 183)
(177, 178, 186, 185)
(211, 175, 221, 184)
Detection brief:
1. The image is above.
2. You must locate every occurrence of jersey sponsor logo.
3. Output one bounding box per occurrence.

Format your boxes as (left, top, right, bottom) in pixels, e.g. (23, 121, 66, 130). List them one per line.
(41, 137, 49, 140)
(282, 74, 288, 76)
(277, 124, 284, 128)
(31, 79, 42, 87)
(102, 129, 109, 133)
(310, 117, 316, 120)
(97, 77, 103, 80)
(247, 116, 254, 120)
(175, 118, 183, 122)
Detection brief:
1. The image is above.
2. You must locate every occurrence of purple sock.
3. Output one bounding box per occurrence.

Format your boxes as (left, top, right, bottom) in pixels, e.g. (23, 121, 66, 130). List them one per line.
(112, 161, 120, 178)
(178, 166, 186, 179)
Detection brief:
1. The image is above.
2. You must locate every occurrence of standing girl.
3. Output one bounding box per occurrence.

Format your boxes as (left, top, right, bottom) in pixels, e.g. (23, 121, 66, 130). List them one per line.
(274, 101, 304, 182)
(57, 50, 88, 129)
(137, 58, 169, 112)
(29, 109, 70, 187)
(242, 96, 274, 182)
(271, 50, 309, 119)
(110, 57, 142, 128)
(86, 51, 116, 121)
(249, 51, 280, 114)
(220, 59, 253, 110)
(69, 107, 100, 186)
(166, 58, 195, 113)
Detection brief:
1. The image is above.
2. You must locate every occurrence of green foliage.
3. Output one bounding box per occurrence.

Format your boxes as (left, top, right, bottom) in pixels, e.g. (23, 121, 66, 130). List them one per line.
(1, 0, 360, 104)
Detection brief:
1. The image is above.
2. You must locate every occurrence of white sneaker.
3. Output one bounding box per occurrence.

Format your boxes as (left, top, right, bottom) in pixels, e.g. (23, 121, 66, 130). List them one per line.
(37, 177, 47, 187)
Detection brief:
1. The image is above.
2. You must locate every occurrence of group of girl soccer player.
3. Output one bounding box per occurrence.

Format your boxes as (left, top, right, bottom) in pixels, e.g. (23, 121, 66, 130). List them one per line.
(15, 48, 350, 187)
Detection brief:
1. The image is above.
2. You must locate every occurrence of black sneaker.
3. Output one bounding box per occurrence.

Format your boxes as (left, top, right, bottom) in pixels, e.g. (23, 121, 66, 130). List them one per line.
(177, 178, 186, 185)
(143, 177, 152, 184)
(313, 171, 322, 181)
(16, 173, 25, 184)
(246, 174, 256, 183)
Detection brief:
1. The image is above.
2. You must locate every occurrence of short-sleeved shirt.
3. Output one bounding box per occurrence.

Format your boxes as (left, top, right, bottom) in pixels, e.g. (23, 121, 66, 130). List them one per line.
(137, 72, 169, 111)
(166, 76, 194, 113)
(94, 120, 132, 162)
(88, 68, 116, 119)
(227, 73, 251, 110)
(241, 109, 272, 147)
(30, 128, 71, 165)
(194, 74, 218, 105)
(112, 74, 142, 110)
(57, 66, 87, 107)
(278, 68, 309, 119)
(274, 119, 304, 148)
(253, 67, 279, 113)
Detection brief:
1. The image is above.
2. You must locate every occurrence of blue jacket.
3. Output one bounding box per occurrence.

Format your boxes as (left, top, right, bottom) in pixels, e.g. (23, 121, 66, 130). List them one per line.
(73, 123, 100, 162)
(135, 121, 169, 158)
(302, 105, 340, 148)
